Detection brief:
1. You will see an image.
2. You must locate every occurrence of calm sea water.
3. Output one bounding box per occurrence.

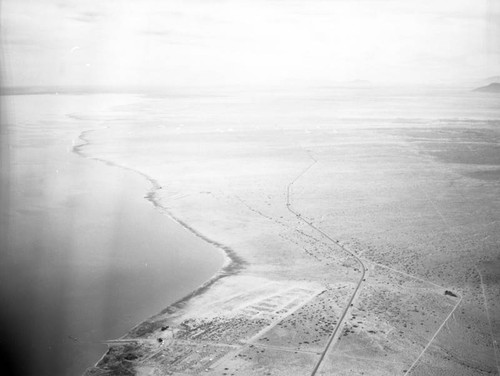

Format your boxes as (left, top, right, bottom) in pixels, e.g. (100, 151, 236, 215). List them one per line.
(0, 87, 498, 376)
(0, 94, 225, 376)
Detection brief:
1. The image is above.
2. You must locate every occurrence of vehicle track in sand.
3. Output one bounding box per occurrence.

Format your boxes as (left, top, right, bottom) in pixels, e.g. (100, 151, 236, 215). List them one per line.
(402, 294, 463, 376)
(477, 267, 500, 375)
(284, 151, 367, 376)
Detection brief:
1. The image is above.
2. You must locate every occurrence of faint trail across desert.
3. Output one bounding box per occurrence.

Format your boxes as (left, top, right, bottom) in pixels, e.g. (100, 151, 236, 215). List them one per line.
(477, 267, 500, 375)
(402, 295, 463, 376)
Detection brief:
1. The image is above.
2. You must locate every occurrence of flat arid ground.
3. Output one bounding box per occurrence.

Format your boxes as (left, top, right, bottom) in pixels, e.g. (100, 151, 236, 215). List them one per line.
(81, 87, 500, 376)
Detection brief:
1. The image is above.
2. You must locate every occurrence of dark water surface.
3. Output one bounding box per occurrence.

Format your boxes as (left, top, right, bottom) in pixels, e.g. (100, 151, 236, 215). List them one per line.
(0, 95, 225, 376)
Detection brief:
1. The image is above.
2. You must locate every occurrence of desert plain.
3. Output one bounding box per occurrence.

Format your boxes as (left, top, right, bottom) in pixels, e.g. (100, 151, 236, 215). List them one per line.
(71, 88, 500, 376)
(59, 86, 499, 376)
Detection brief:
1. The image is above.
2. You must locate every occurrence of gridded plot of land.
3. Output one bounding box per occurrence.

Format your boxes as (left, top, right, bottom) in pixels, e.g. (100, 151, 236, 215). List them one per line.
(112, 284, 327, 374)
(174, 286, 322, 345)
(258, 284, 355, 352)
(174, 316, 272, 344)
(140, 342, 235, 375)
(209, 283, 318, 313)
(241, 287, 319, 319)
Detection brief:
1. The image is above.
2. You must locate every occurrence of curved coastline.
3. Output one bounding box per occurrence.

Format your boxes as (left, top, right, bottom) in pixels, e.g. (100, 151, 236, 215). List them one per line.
(71, 120, 246, 344)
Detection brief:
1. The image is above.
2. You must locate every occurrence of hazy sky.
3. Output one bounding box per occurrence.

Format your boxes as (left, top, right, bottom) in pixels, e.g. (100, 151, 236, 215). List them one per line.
(1, 0, 499, 87)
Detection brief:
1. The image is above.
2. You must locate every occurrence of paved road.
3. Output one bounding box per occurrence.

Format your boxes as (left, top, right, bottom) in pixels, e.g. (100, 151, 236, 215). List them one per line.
(284, 154, 367, 376)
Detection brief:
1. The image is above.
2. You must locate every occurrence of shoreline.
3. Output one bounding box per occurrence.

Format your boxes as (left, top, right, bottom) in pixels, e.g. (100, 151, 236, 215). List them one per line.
(72, 123, 246, 357)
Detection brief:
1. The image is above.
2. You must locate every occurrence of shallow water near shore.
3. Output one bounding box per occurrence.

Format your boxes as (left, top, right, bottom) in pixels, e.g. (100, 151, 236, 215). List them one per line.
(0, 94, 225, 376)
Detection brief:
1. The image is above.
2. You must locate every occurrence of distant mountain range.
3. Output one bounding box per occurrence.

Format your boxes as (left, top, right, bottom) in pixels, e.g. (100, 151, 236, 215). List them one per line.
(473, 82, 500, 93)
(474, 75, 500, 86)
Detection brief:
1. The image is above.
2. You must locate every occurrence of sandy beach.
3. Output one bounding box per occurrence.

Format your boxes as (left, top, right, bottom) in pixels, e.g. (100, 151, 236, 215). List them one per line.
(75, 86, 500, 375)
